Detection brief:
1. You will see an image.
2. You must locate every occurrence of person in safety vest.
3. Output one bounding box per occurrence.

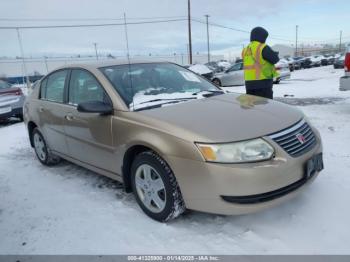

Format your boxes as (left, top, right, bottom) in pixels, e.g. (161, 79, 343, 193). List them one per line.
(242, 27, 280, 99)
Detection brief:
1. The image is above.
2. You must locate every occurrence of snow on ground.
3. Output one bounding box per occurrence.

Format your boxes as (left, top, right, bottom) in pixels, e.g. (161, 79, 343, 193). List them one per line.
(222, 65, 346, 99)
(1, 66, 350, 255)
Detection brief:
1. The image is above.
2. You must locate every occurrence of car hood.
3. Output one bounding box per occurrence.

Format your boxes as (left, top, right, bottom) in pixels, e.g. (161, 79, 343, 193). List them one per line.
(136, 93, 303, 142)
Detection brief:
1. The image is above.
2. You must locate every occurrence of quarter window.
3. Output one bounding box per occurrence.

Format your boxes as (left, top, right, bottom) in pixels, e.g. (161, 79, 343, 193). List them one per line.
(68, 69, 108, 106)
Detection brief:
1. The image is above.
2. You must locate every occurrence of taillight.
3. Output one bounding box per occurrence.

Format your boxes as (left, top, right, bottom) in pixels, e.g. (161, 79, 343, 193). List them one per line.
(15, 89, 23, 96)
(345, 53, 350, 72)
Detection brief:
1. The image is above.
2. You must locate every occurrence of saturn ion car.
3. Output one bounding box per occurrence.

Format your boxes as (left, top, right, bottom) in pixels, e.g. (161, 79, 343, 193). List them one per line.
(23, 61, 323, 222)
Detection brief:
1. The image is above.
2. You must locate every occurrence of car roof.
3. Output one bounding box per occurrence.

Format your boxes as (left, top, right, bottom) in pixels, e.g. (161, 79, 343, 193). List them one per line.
(54, 60, 171, 71)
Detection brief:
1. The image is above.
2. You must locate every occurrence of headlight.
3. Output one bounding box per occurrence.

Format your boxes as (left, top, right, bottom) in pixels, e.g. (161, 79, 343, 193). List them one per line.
(196, 138, 274, 163)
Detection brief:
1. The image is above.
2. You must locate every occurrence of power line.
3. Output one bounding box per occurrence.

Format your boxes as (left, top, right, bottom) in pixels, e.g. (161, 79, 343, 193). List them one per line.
(0, 16, 187, 22)
(0, 18, 187, 29)
(192, 18, 249, 33)
(0, 16, 347, 46)
(191, 18, 294, 42)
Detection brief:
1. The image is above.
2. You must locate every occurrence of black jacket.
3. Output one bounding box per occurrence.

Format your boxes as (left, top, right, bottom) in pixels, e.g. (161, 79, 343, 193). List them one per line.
(245, 27, 280, 90)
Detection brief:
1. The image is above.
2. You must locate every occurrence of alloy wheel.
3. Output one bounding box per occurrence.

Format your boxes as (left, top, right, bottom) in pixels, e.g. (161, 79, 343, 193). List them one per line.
(33, 133, 47, 161)
(134, 164, 166, 213)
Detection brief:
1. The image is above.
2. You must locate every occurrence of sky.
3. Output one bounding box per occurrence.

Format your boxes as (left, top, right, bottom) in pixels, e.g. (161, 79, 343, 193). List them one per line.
(0, 0, 349, 59)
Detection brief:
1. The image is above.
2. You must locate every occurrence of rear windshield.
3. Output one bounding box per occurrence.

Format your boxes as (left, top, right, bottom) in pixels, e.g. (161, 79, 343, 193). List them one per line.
(99, 63, 218, 109)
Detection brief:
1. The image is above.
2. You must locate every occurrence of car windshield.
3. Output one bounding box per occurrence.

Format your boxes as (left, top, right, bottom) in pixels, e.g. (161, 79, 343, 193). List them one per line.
(100, 63, 221, 111)
(0, 80, 11, 89)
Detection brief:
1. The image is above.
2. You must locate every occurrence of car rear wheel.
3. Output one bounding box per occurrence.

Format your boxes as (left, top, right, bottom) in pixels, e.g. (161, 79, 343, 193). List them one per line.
(212, 78, 222, 87)
(17, 113, 23, 121)
(131, 151, 186, 222)
(32, 128, 61, 166)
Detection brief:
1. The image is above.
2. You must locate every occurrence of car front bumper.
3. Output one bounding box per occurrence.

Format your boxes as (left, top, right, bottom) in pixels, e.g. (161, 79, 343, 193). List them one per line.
(166, 126, 322, 215)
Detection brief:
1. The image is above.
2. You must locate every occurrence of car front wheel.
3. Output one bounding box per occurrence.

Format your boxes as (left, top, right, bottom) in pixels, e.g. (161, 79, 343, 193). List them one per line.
(212, 78, 222, 87)
(131, 151, 186, 222)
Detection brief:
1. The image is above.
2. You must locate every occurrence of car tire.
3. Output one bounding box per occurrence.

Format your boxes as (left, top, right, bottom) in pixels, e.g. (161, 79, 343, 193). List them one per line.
(17, 114, 23, 121)
(212, 78, 222, 87)
(32, 128, 61, 166)
(130, 151, 186, 222)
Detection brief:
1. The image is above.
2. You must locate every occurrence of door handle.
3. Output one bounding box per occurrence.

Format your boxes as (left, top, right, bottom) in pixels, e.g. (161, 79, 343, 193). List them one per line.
(39, 106, 45, 113)
(65, 114, 74, 121)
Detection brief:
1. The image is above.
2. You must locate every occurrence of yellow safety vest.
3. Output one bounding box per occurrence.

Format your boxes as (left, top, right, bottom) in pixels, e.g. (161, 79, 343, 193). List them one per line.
(242, 41, 278, 81)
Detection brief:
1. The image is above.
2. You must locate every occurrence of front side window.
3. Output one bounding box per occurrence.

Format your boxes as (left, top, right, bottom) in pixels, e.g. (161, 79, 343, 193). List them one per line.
(100, 63, 220, 110)
(42, 70, 67, 103)
(68, 69, 108, 106)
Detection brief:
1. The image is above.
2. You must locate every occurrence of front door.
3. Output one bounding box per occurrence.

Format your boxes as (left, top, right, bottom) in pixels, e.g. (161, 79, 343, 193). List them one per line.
(63, 69, 116, 172)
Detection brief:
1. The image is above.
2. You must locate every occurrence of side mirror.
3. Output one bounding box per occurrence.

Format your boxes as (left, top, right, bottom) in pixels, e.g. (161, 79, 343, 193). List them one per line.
(77, 101, 113, 115)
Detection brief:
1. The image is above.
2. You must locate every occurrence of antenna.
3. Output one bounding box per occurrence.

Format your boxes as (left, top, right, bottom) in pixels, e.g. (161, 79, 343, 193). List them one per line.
(123, 12, 134, 110)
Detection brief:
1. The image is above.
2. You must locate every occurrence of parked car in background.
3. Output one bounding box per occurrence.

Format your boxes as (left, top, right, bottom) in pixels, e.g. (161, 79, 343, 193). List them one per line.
(334, 55, 345, 69)
(283, 57, 295, 71)
(334, 53, 342, 60)
(217, 60, 232, 70)
(293, 56, 305, 70)
(275, 60, 291, 84)
(0, 80, 25, 121)
(321, 56, 330, 66)
(340, 48, 350, 91)
(24, 61, 323, 221)
(309, 56, 323, 67)
(185, 64, 214, 80)
(212, 62, 244, 87)
(205, 61, 225, 73)
(212, 59, 290, 87)
(324, 55, 335, 65)
(301, 57, 313, 68)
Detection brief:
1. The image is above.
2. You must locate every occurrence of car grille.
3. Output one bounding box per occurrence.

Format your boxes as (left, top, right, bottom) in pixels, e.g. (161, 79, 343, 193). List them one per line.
(269, 119, 316, 157)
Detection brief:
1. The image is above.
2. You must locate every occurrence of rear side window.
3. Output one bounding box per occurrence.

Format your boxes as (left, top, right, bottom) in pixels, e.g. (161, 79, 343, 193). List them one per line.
(68, 69, 109, 106)
(41, 70, 67, 103)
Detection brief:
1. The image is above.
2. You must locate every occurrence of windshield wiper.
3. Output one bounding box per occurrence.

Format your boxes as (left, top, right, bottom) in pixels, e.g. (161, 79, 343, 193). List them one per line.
(138, 97, 197, 105)
(133, 100, 188, 111)
(192, 90, 225, 97)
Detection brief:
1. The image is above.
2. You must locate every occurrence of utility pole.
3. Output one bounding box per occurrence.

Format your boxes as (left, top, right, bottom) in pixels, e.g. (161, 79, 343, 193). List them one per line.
(44, 56, 49, 73)
(16, 28, 30, 88)
(205, 14, 210, 63)
(123, 13, 131, 62)
(93, 42, 98, 60)
(339, 30, 343, 53)
(187, 0, 193, 64)
(295, 25, 299, 57)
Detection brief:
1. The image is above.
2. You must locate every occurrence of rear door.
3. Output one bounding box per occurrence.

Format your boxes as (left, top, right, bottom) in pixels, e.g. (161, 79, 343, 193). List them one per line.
(38, 69, 71, 155)
(63, 69, 115, 172)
